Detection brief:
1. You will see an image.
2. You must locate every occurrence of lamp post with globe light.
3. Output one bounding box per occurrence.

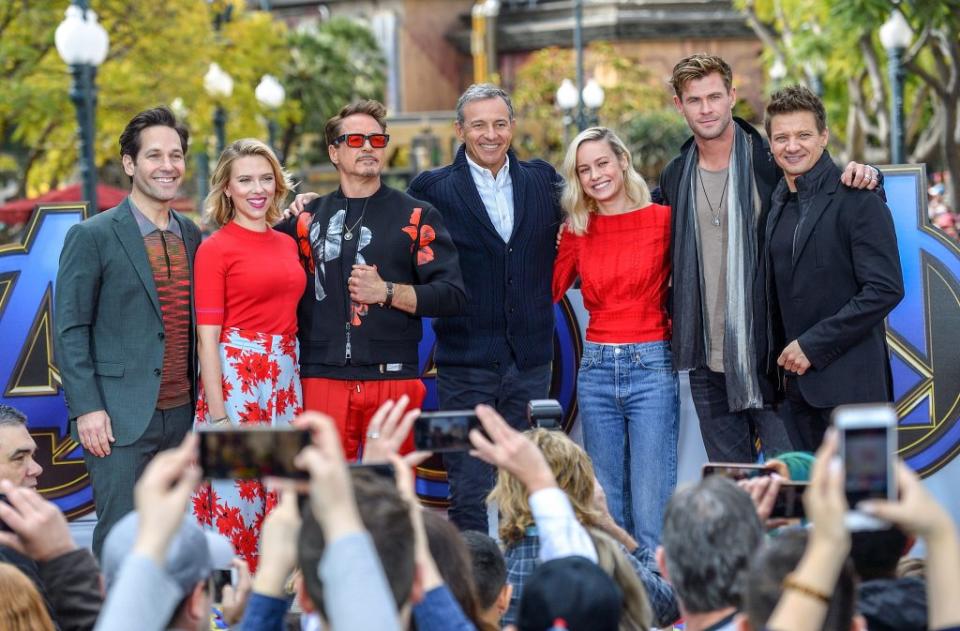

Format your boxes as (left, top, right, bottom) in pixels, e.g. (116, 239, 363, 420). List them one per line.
(581, 78, 605, 127)
(204, 62, 234, 157)
(879, 10, 913, 164)
(556, 78, 579, 147)
(55, 0, 109, 212)
(255, 74, 285, 160)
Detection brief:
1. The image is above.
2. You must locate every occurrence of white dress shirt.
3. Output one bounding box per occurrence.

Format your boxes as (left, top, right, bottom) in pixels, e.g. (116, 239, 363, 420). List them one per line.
(466, 152, 515, 242)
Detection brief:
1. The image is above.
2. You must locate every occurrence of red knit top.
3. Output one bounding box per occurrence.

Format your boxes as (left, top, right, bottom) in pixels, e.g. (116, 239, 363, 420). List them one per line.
(552, 203, 672, 344)
(194, 221, 305, 336)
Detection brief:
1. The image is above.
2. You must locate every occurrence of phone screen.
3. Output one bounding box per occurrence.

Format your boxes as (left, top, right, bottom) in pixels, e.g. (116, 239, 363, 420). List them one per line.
(209, 569, 233, 603)
(770, 482, 808, 519)
(199, 428, 310, 480)
(413, 412, 480, 452)
(701, 464, 771, 481)
(843, 426, 890, 506)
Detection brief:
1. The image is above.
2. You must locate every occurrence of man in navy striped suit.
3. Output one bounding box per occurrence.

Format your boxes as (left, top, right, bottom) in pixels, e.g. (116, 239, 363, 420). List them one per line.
(408, 84, 564, 532)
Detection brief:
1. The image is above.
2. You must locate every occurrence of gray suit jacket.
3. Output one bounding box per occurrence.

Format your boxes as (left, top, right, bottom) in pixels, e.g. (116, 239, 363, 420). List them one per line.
(54, 197, 201, 446)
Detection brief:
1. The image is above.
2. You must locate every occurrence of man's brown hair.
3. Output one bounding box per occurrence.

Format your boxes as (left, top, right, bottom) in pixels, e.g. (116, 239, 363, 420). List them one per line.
(764, 84, 827, 137)
(297, 470, 415, 618)
(324, 99, 388, 147)
(670, 53, 733, 98)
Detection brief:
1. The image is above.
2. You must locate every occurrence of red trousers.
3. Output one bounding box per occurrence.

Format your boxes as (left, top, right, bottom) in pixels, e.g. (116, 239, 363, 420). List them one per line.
(302, 377, 425, 461)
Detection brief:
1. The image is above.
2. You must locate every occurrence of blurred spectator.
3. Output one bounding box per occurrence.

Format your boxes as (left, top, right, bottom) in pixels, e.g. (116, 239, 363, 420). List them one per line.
(851, 528, 927, 631)
(928, 183, 958, 241)
(489, 427, 677, 627)
(462, 530, 512, 629)
(0, 407, 102, 631)
(739, 529, 863, 631)
(0, 562, 56, 631)
(658, 475, 763, 631)
(514, 556, 623, 631)
(422, 511, 490, 630)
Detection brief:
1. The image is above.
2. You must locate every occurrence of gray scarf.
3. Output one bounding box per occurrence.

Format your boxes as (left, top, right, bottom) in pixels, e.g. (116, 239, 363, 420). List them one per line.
(673, 124, 762, 411)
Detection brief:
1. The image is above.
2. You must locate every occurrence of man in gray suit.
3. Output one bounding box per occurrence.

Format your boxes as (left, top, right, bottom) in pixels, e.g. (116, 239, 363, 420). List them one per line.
(54, 107, 201, 557)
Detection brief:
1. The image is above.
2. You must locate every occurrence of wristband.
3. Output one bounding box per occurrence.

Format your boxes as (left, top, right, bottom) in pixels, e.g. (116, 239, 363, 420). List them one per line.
(782, 573, 830, 604)
(384, 281, 394, 308)
(211, 416, 230, 425)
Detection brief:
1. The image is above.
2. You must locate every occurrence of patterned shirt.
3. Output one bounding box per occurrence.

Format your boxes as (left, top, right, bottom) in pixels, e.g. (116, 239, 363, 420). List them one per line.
(129, 201, 191, 409)
(503, 529, 681, 628)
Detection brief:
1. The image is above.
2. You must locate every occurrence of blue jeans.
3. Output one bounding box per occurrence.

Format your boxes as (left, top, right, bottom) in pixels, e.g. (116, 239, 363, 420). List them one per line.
(577, 341, 679, 550)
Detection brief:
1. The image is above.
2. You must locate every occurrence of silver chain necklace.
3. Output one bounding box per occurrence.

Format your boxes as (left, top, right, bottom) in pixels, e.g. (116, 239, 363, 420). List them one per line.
(342, 195, 371, 241)
(697, 167, 728, 227)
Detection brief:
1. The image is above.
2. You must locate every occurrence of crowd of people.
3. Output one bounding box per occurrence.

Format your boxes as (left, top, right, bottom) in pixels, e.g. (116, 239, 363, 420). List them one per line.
(0, 51, 949, 630)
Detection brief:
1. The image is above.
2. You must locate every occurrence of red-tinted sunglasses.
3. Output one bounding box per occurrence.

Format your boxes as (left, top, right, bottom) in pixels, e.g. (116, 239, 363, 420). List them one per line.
(333, 133, 390, 148)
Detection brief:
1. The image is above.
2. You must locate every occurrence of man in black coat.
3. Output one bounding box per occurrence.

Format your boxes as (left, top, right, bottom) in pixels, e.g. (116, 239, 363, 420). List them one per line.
(656, 53, 882, 462)
(763, 85, 904, 449)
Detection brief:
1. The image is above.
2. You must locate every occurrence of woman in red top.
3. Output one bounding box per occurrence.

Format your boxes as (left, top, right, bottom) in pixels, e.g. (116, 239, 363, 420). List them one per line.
(191, 139, 306, 569)
(553, 127, 679, 550)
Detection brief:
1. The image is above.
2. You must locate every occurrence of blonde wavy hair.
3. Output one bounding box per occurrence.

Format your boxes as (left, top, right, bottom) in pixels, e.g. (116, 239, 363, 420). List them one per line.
(205, 138, 292, 228)
(589, 528, 654, 631)
(0, 563, 55, 631)
(560, 127, 651, 235)
(490, 428, 603, 545)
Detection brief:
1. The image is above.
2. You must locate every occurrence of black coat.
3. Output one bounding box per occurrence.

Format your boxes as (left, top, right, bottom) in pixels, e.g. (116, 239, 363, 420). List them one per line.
(764, 152, 904, 407)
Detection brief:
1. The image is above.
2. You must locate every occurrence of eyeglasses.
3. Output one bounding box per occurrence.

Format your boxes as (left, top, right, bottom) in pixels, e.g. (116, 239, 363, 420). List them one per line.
(332, 133, 390, 149)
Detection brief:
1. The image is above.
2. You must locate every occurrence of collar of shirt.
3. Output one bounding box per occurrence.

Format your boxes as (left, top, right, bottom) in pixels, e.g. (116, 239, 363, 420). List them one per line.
(465, 152, 515, 242)
(128, 197, 182, 239)
(465, 152, 512, 187)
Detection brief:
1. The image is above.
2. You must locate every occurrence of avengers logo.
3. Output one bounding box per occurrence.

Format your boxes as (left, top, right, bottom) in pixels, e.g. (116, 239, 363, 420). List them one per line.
(883, 165, 960, 478)
(414, 301, 583, 505)
(0, 203, 93, 518)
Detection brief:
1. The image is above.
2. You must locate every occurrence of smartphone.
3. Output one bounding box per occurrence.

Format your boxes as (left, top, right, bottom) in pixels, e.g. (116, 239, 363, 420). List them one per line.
(209, 568, 234, 603)
(349, 462, 396, 481)
(834, 403, 898, 530)
(413, 411, 481, 452)
(527, 399, 563, 430)
(198, 427, 311, 480)
(701, 462, 772, 481)
(769, 482, 808, 519)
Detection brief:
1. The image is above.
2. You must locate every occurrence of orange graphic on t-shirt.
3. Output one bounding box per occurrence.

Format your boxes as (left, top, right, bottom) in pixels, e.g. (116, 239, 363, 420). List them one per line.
(402, 207, 435, 265)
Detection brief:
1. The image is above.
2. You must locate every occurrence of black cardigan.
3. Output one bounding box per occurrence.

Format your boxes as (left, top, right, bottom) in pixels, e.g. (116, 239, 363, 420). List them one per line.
(276, 185, 465, 377)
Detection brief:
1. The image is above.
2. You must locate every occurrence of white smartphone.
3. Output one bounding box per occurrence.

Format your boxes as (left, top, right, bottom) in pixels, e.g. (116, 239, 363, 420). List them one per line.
(833, 403, 898, 531)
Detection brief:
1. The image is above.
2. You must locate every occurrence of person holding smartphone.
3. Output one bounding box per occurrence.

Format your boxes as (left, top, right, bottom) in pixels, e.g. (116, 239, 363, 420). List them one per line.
(763, 86, 904, 451)
(191, 139, 305, 569)
(552, 127, 679, 550)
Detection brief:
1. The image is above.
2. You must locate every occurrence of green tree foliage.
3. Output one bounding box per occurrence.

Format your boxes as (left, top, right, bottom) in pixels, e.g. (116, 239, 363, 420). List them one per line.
(511, 42, 668, 167)
(621, 110, 692, 182)
(737, 0, 960, 211)
(278, 17, 387, 166)
(0, 0, 293, 199)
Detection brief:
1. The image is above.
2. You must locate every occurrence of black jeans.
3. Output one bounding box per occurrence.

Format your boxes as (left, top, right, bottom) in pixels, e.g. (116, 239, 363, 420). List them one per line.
(438, 360, 552, 532)
(783, 376, 832, 451)
(688, 368, 797, 462)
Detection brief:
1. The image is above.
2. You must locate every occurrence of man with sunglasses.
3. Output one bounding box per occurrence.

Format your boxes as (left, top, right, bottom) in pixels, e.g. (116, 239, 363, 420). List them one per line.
(275, 100, 465, 459)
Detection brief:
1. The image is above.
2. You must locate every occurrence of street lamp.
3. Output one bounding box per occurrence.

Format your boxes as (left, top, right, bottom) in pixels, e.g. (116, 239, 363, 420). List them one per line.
(55, 1, 109, 213)
(204, 62, 234, 156)
(582, 78, 605, 126)
(556, 78, 579, 146)
(769, 58, 787, 86)
(880, 10, 913, 164)
(255, 74, 285, 160)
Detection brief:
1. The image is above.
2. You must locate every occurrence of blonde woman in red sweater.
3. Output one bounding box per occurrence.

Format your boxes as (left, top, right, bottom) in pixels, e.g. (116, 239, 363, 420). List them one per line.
(553, 127, 679, 550)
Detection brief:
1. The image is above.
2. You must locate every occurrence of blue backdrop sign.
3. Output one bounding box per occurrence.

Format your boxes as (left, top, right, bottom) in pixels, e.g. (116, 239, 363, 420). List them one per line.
(0, 202, 92, 518)
(883, 165, 960, 477)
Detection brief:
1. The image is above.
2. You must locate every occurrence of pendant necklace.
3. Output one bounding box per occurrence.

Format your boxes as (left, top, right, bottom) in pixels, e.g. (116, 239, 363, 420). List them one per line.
(342, 195, 371, 241)
(697, 167, 728, 227)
